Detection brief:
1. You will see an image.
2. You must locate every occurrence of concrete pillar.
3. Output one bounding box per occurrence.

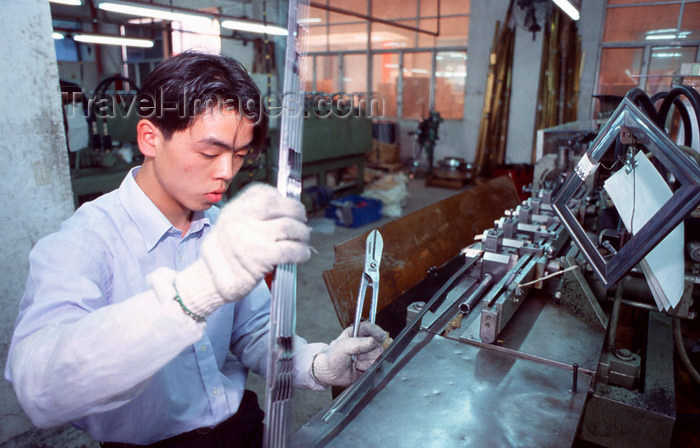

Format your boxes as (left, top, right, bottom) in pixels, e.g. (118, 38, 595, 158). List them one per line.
(577, 0, 606, 121)
(506, 27, 544, 164)
(0, 0, 94, 446)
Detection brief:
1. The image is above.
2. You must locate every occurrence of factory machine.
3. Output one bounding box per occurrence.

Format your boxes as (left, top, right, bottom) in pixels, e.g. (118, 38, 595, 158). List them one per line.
(292, 86, 700, 447)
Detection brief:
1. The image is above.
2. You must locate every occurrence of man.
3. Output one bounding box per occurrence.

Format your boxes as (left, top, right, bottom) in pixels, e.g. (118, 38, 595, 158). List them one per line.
(5, 51, 386, 447)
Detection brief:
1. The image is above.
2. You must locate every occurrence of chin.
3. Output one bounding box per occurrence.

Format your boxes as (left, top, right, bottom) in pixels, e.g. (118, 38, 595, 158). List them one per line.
(191, 201, 215, 212)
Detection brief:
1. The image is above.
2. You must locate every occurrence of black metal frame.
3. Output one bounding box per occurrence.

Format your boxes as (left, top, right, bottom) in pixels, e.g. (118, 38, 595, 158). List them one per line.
(552, 97, 700, 289)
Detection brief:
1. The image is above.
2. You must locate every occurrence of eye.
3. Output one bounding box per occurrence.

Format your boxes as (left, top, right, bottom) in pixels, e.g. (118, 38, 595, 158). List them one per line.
(200, 152, 216, 159)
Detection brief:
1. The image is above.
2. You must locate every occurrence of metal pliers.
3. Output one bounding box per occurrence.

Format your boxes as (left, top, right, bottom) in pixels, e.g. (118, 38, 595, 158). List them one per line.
(352, 229, 384, 338)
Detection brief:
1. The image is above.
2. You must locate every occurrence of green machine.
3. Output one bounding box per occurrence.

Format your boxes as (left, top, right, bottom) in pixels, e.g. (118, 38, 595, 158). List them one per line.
(267, 114, 372, 197)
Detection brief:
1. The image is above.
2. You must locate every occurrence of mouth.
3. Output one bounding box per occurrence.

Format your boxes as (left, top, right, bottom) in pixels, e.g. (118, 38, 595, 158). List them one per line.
(205, 191, 225, 203)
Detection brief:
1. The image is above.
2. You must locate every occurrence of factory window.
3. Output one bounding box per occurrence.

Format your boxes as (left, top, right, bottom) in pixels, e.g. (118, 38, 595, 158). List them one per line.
(343, 53, 368, 99)
(595, 0, 700, 117)
(597, 47, 644, 97)
(306, 0, 469, 120)
(402, 52, 432, 119)
(314, 55, 340, 93)
(372, 52, 399, 117)
(435, 51, 467, 119)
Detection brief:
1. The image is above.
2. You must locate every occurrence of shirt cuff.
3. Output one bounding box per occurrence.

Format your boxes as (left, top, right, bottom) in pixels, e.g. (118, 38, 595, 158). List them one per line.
(147, 267, 209, 329)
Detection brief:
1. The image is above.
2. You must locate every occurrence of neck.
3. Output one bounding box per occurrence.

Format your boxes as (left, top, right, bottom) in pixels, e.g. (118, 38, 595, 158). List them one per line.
(135, 162, 192, 234)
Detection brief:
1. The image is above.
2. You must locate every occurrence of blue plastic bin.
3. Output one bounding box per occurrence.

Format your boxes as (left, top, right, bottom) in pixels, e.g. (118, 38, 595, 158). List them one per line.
(325, 195, 382, 228)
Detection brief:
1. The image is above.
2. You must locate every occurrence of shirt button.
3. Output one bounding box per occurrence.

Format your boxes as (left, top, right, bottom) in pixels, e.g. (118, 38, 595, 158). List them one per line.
(213, 388, 219, 396)
(178, 255, 183, 261)
(201, 345, 207, 352)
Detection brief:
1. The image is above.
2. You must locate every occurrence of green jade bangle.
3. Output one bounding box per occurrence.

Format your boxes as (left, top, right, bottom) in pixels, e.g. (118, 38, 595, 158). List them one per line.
(172, 281, 206, 323)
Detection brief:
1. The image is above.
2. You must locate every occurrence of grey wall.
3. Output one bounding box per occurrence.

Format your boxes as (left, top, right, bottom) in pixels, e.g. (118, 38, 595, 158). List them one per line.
(577, 0, 606, 122)
(0, 1, 95, 446)
(461, 0, 511, 164)
(506, 26, 545, 164)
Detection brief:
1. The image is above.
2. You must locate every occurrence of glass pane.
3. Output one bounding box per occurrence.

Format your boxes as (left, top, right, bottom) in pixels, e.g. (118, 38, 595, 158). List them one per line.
(306, 5, 328, 52)
(603, 5, 680, 42)
(646, 46, 698, 96)
(417, 18, 438, 47)
(435, 16, 469, 47)
(329, 0, 367, 16)
(343, 54, 367, 95)
(419, 0, 438, 17)
(371, 21, 416, 50)
(403, 52, 431, 119)
(316, 54, 340, 93)
(329, 11, 362, 25)
(372, 53, 399, 118)
(439, 0, 470, 16)
(681, 2, 700, 41)
(372, 1, 417, 20)
(434, 50, 466, 119)
(595, 47, 643, 116)
(329, 23, 368, 51)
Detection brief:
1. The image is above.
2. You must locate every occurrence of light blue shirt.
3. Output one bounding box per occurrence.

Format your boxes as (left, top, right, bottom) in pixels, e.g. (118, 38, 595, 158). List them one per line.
(5, 168, 324, 445)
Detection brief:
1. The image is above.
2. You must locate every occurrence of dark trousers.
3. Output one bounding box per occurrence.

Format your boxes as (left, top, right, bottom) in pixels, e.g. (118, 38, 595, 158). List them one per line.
(100, 390, 264, 448)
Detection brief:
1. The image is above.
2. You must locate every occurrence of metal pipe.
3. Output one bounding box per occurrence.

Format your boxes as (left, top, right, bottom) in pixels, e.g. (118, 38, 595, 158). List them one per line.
(607, 282, 624, 350)
(454, 334, 596, 377)
(458, 273, 494, 314)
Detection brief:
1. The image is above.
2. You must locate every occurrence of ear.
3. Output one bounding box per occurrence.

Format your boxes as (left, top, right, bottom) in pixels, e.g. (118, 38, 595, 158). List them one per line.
(136, 119, 162, 158)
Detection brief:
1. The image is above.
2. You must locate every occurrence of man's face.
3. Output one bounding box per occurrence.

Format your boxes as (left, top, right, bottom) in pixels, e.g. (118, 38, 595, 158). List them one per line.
(152, 108, 255, 213)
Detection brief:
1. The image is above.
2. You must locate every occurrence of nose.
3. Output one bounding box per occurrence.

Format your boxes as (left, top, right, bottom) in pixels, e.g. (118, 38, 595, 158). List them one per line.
(215, 152, 236, 182)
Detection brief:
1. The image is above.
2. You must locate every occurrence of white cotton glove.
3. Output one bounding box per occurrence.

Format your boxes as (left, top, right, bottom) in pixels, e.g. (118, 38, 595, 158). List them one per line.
(311, 322, 388, 388)
(173, 183, 312, 318)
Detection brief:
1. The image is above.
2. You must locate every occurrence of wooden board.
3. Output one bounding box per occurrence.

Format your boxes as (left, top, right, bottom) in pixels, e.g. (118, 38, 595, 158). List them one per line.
(322, 175, 521, 328)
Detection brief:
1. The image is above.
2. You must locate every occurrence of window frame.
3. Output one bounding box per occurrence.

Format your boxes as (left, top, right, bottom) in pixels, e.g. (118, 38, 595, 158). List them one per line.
(304, 0, 468, 121)
(594, 0, 700, 117)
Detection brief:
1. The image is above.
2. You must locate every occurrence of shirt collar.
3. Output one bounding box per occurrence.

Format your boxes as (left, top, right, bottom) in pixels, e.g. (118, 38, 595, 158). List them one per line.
(119, 167, 212, 252)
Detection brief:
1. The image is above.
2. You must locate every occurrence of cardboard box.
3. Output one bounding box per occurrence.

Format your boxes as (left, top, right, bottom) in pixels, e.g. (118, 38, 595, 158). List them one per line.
(367, 140, 400, 164)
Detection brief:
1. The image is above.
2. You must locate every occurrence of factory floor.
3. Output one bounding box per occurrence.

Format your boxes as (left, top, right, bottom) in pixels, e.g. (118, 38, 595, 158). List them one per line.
(245, 175, 462, 435)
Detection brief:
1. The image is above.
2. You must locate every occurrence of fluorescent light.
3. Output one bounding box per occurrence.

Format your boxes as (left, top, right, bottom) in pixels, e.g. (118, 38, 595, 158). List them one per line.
(646, 34, 677, 40)
(552, 0, 580, 21)
(98, 1, 213, 27)
(298, 17, 322, 24)
(653, 52, 682, 58)
(50, 0, 82, 5)
(645, 30, 690, 40)
(220, 19, 288, 36)
(52, 32, 65, 40)
(73, 33, 154, 48)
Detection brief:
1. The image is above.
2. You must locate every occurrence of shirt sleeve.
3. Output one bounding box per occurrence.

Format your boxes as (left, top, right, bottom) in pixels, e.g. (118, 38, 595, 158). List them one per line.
(5, 236, 205, 429)
(228, 282, 327, 391)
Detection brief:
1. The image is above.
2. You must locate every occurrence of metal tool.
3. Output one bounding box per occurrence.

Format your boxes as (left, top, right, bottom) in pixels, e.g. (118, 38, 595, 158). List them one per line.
(352, 230, 383, 337)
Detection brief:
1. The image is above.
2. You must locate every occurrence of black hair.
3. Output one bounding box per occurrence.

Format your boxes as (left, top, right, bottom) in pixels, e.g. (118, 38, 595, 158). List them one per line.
(138, 51, 268, 158)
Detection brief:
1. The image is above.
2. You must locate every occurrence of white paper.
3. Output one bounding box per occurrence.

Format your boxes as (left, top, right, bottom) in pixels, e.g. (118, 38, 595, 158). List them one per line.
(64, 103, 89, 153)
(603, 151, 684, 311)
(575, 153, 598, 181)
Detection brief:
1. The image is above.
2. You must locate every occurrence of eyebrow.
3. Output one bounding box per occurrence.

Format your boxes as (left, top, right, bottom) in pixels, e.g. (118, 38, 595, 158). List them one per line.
(197, 137, 252, 153)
